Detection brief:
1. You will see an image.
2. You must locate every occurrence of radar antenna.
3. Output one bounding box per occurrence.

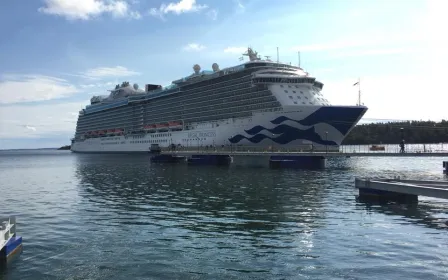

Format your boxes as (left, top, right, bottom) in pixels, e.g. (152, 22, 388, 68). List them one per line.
(264, 55, 271, 61)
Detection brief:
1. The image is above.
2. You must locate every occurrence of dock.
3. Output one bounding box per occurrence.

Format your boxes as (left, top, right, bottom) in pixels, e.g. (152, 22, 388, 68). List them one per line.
(161, 150, 448, 157)
(159, 144, 448, 158)
(150, 145, 448, 169)
(355, 177, 448, 202)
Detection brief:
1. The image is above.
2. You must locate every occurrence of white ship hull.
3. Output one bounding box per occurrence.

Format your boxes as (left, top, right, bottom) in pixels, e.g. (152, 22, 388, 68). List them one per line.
(71, 105, 367, 153)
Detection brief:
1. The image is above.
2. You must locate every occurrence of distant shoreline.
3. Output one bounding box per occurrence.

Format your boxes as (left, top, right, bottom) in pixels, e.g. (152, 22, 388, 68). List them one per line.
(57, 145, 71, 150)
(0, 146, 71, 151)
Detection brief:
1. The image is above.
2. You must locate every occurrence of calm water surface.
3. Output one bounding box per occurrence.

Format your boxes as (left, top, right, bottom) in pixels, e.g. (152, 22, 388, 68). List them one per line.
(0, 150, 447, 279)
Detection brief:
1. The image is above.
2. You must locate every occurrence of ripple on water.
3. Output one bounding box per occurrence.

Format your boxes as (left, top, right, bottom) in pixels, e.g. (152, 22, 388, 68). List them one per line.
(0, 151, 448, 279)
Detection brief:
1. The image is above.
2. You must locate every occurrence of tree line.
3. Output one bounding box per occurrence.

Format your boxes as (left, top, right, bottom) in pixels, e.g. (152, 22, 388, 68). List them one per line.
(342, 120, 448, 145)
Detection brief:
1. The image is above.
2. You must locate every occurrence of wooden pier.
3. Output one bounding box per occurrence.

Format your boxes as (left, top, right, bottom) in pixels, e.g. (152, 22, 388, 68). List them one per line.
(355, 177, 448, 202)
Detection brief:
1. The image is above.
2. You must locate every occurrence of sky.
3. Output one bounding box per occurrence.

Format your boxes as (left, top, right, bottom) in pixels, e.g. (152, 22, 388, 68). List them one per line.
(0, 0, 447, 149)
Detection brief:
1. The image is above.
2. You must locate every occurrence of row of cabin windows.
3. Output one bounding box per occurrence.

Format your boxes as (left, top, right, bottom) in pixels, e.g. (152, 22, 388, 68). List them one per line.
(285, 90, 305, 94)
(293, 101, 316, 105)
(83, 78, 257, 124)
(288, 95, 308, 100)
(76, 94, 273, 131)
(284, 89, 323, 97)
(86, 72, 253, 117)
(282, 84, 324, 92)
(76, 100, 279, 135)
(130, 133, 171, 138)
(145, 97, 277, 124)
(253, 77, 316, 84)
(77, 106, 273, 137)
(82, 77, 251, 123)
(142, 81, 253, 110)
(145, 86, 261, 116)
(146, 93, 275, 119)
(287, 94, 329, 103)
(130, 139, 168, 144)
(79, 99, 279, 133)
(181, 70, 255, 91)
(173, 72, 251, 98)
(81, 80, 254, 123)
(77, 89, 273, 129)
(182, 102, 280, 123)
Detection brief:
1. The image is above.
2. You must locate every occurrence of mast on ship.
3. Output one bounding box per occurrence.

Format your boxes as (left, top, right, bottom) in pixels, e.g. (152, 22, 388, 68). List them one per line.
(353, 78, 361, 106)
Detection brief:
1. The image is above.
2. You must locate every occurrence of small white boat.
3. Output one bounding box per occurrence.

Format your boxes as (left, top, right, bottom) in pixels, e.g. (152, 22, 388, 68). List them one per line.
(0, 216, 23, 262)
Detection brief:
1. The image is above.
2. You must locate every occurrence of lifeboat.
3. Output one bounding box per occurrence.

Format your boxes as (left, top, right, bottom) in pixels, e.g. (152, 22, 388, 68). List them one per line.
(114, 128, 124, 136)
(168, 121, 183, 131)
(369, 145, 385, 151)
(143, 125, 156, 132)
(156, 123, 169, 132)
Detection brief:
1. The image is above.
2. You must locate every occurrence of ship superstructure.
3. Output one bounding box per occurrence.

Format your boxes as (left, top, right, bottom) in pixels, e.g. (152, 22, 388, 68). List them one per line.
(71, 47, 367, 153)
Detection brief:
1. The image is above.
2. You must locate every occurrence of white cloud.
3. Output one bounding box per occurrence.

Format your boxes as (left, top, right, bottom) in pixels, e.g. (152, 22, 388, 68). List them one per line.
(0, 101, 88, 140)
(290, 34, 417, 53)
(206, 9, 218, 20)
(80, 81, 115, 88)
(38, 0, 141, 20)
(322, 73, 447, 122)
(183, 43, 206, 52)
(0, 75, 80, 104)
(82, 66, 140, 78)
(149, 0, 207, 18)
(223, 47, 246, 54)
(329, 47, 416, 59)
(25, 125, 37, 132)
(234, 0, 245, 13)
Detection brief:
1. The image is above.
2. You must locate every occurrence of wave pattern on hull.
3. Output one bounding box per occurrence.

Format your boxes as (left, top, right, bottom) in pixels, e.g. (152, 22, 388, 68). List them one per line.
(270, 107, 366, 135)
(229, 125, 337, 145)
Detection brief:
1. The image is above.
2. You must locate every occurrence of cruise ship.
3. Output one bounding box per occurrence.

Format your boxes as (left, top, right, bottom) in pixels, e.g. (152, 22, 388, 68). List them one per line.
(71, 47, 367, 153)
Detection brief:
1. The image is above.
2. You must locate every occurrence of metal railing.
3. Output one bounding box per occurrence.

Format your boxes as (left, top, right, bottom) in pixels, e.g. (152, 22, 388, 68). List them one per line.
(159, 143, 448, 155)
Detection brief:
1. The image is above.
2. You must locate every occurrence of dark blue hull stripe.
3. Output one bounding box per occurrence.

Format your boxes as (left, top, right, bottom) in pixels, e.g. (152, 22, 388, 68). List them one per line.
(229, 106, 367, 145)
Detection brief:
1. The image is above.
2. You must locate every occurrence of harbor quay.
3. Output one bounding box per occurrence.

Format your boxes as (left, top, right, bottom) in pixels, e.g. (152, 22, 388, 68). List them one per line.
(150, 144, 448, 168)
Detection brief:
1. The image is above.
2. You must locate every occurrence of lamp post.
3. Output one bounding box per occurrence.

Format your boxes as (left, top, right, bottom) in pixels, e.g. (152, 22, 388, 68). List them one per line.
(400, 127, 404, 153)
(230, 136, 233, 153)
(325, 131, 328, 153)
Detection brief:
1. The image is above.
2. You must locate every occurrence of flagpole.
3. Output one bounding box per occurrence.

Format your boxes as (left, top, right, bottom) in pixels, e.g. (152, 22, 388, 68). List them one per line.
(353, 78, 361, 106)
(358, 78, 361, 106)
(298, 51, 301, 67)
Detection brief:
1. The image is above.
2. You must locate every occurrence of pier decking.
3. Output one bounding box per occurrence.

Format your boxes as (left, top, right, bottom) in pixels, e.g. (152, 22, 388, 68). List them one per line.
(355, 177, 448, 201)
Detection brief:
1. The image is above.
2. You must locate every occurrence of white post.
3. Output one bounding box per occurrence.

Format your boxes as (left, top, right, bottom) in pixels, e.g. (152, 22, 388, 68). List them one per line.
(277, 47, 279, 63)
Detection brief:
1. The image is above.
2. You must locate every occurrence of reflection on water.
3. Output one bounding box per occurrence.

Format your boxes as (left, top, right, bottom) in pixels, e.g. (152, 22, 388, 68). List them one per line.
(1, 150, 448, 279)
(75, 153, 328, 238)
